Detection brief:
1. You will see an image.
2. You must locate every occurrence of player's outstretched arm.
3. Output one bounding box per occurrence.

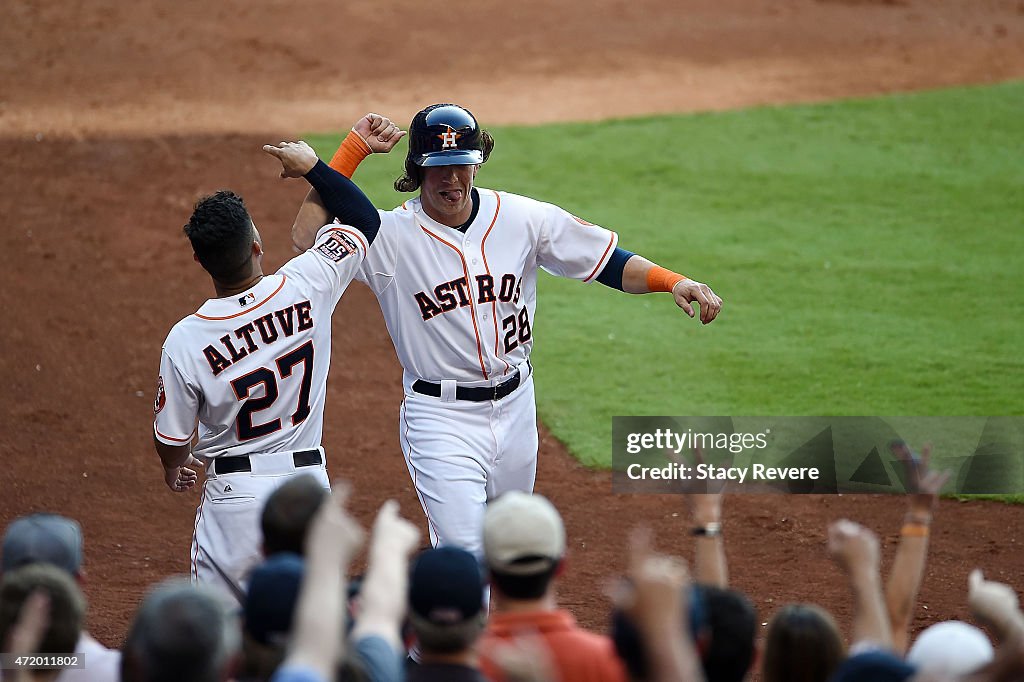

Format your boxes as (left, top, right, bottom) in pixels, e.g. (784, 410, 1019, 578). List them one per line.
(264, 139, 382, 247)
(288, 113, 405, 251)
(292, 189, 332, 252)
(603, 252, 722, 324)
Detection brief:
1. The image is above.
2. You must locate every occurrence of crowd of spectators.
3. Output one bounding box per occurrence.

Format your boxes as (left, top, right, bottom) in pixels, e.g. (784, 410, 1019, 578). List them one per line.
(2, 443, 1023, 681)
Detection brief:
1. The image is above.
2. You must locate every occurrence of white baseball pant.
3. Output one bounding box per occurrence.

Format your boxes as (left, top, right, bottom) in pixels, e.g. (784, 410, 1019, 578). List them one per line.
(400, 371, 539, 557)
(190, 448, 330, 602)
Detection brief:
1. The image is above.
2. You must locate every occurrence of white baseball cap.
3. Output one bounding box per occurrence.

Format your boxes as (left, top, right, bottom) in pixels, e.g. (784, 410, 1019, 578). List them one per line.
(907, 621, 994, 676)
(483, 492, 565, 575)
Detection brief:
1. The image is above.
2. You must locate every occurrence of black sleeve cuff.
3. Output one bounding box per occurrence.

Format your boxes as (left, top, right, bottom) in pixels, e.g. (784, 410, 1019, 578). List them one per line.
(595, 247, 635, 291)
(304, 159, 381, 245)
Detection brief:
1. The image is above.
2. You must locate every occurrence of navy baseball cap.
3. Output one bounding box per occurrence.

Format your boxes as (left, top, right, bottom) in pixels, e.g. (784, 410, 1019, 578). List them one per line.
(2, 513, 83, 576)
(244, 552, 304, 646)
(409, 547, 485, 625)
(612, 585, 707, 680)
(831, 651, 917, 682)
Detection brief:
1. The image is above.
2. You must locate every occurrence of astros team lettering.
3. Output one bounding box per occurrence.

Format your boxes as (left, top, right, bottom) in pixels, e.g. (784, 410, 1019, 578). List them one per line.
(202, 300, 314, 376)
(415, 274, 522, 321)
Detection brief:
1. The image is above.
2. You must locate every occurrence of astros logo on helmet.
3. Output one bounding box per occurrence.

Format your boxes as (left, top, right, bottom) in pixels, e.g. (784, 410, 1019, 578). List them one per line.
(439, 126, 459, 150)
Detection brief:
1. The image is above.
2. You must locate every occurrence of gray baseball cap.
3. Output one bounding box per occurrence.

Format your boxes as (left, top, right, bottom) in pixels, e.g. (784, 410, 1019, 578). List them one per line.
(2, 513, 84, 575)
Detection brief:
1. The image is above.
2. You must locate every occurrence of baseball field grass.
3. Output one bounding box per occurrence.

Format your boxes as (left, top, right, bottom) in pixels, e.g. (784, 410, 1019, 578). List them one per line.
(307, 81, 1024, 486)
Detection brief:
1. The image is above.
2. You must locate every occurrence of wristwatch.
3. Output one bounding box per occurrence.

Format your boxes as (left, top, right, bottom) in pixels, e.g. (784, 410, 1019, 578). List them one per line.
(691, 522, 722, 537)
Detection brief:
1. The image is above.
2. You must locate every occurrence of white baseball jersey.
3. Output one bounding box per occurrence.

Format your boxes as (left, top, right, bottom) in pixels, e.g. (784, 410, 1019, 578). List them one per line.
(154, 224, 368, 458)
(357, 188, 618, 385)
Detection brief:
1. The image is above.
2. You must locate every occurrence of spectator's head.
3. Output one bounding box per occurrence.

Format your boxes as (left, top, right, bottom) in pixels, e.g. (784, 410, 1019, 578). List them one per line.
(2, 514, 84, 579)
(408, 547, 486, 655)
(241, 554, 369, 682)
(0, 563, 86, 661)
(261, 474, 328, 557)
(239, 552, 304, 681)
(612, 585, 707, 680)
(122, 578, 240, 682)
(761, 603, 844, 682)
(483, 492, 565, 603)
(907, 621, 994, 676)
(831, 651, 916, 682)
(694, 585, 758, 682)
(184, 190, 261, 284)
(244, 553, 304, 647)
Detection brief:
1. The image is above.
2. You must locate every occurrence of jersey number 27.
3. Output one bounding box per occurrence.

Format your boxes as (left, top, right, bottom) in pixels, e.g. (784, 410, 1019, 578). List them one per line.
(230, 341, 314, 441)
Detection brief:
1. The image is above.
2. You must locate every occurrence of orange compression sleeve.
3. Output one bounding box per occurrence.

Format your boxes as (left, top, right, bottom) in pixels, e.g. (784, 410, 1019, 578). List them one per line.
(646, 266, 688, 293)
(328, 130, 373, 178)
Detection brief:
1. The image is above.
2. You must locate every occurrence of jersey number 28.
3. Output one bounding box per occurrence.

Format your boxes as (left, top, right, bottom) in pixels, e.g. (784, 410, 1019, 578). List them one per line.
(502, 307, 533, 354)
(230, 341, 314, 441)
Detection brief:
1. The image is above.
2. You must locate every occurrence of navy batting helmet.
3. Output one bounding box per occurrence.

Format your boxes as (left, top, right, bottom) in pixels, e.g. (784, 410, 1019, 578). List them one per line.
(408, 104, 484, 167)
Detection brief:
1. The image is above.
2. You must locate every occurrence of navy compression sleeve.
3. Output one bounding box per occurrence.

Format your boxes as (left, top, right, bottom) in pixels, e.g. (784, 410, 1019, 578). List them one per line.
(303, 159, 381, 244)
(595, 247, 635, 290)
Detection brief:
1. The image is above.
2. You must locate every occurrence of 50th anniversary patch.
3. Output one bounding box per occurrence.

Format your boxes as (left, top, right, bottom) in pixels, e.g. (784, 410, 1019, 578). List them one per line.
(315, 230, 359, 262)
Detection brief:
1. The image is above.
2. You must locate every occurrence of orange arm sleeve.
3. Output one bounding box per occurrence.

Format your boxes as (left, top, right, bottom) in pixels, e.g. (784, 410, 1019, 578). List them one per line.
(328, 130, 373, 178)
(646, 266, 688, 293)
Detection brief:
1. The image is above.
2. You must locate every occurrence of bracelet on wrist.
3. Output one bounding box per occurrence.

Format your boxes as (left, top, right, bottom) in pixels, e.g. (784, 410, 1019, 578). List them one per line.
(692, 522, 722, 538)
(900, 523, 930, 538)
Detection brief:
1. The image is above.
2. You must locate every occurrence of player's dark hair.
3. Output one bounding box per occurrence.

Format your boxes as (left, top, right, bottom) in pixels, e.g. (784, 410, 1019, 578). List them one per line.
(0, 564, 85, 657)
(394, 130, 494, 193)
(260, 474, 328, 557)
(488, 560, 560, 601)
(184, 190, 256, 282)
(696, 586, 758, 682)
(762, 603, 844, 682)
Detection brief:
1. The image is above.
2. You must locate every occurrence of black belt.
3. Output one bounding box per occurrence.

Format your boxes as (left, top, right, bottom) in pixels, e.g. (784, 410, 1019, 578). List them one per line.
(211, 449, 322, 476)
(413, 368, 523, 402)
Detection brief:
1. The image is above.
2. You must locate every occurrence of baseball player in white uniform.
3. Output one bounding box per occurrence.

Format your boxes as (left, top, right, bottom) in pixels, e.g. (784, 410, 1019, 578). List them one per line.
(152, 128, 401, 600)
(289, 104, 723, 556)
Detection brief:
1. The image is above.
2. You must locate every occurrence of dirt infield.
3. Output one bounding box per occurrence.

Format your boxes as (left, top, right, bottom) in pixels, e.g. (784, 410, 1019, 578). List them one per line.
(2, 0, 1024, 650)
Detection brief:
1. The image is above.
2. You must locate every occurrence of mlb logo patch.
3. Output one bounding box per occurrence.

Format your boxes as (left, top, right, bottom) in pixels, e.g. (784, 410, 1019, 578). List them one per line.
(238, 292, 256, 307)
(315, 231, 359, 263)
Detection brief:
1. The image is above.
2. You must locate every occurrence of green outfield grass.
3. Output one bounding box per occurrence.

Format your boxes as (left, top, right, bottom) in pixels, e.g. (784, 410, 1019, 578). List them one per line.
(307, 82, 1024, 472)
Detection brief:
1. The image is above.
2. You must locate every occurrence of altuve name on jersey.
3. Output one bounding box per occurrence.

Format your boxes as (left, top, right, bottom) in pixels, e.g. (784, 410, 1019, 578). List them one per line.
(415, 273, 522, 322)
(202, 301, 313, 376)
